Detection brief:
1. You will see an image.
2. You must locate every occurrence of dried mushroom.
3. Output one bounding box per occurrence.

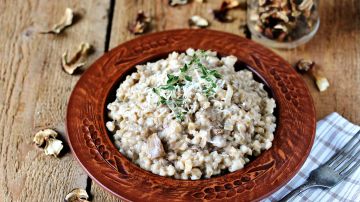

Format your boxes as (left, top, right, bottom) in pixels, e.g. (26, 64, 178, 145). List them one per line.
(224, 0, 240, 9)
(212, 0, 240, 22)
(65, 188, 89, 202)
(33, 129, 58, 146)
(298, 0, 314, 12)
(40, 8, 74, 34)
(296, 59, 329, 92)
(248, 0, 318, 42)
(189, 15, 209, 28)
(127, 10, 151, 35)
(33, 129, 64, 157)
(169, 0, 188, 6)
(147, 133, 165, 159)
(62, 42, 92, 75)
(44, 138, 64, 157)
(296, 59, 314, 71)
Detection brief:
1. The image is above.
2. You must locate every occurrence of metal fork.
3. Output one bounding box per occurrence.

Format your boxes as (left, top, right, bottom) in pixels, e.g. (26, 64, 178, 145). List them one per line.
(279, 130, 360, 202)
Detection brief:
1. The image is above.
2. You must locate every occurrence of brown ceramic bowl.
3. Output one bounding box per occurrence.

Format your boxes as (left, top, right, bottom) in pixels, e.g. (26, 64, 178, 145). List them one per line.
(66, 29, 316, 201)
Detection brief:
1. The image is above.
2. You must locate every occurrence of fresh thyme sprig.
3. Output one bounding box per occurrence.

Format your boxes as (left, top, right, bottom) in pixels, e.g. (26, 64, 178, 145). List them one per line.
(194, 54, 222, 97)
(152, 50, 222, 121)
(152, 73, 187, 121)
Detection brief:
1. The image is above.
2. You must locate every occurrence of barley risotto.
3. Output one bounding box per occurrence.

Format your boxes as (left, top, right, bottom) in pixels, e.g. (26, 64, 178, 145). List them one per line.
(106, 49, 276, 180)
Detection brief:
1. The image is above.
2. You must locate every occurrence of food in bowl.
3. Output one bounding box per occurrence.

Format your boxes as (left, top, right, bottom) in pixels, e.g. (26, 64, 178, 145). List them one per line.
(106, 49, 276, 180)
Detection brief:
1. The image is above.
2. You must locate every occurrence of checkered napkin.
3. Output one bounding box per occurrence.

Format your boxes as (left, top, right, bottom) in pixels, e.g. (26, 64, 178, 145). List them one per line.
(263, 112, 360, 202)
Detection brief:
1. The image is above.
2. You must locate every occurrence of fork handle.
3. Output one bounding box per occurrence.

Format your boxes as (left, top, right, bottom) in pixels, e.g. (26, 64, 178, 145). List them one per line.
(278, 181, 317, 202)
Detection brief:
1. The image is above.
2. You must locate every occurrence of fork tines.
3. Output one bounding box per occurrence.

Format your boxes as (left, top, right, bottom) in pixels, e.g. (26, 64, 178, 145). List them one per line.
(326, 130, 360, 176)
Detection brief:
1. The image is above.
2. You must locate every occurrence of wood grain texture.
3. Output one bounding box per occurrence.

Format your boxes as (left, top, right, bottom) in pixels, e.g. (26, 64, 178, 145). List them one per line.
(109, 0, 247, 47)
(0, 0, 109, 201)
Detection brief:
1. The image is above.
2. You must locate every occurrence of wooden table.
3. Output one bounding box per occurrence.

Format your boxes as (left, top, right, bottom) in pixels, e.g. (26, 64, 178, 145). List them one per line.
(1, 0, 359, 201)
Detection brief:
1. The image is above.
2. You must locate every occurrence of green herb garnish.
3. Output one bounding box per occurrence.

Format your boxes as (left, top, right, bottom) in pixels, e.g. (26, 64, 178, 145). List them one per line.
(152, 49, 223, 120)
(180, 64, 189, 73)
(166, 74, 179, 85)
(185, 75, 192, 81)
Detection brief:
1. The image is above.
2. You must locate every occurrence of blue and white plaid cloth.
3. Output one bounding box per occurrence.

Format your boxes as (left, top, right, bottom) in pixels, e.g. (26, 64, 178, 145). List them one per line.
(264, 112, 360, 202)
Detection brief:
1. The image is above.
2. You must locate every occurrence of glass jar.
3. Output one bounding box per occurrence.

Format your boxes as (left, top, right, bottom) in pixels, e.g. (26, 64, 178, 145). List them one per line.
(247, 0, 320, 49)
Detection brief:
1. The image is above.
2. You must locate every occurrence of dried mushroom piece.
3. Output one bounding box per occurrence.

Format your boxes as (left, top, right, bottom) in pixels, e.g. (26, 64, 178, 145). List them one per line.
(213, 0, 240, 22)
(147, 133, 165, 159)
(127, 10, 151, 35)
(189, 15, 209, 28)
(44, 138, 64, 157)
(62, 42, 92, 75)
(40, 8, 74, 34)
(298, 0, 314, 11)
(224, 0, 240, 9)
(169, 0, 188, 6)
(65, 188, 89, 202)
(296, 59, 330, 92)
(33, 129, 58, 146)
(296, 59, 314, 71)
(33, 129, 64, 157)
(273, 24, 288, 32)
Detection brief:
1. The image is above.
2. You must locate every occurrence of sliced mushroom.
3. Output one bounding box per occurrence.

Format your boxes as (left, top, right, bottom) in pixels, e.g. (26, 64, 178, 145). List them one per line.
(188, 15, 209, 28)
(65, 188, 90, 202)
(127, 10, 151, 35)
(168, 0, 188, 6)
(211, 128, 224, 136)
(147, 133, 165, 159)
(40, 8, 74, 34)
(62, 42, 92, 75)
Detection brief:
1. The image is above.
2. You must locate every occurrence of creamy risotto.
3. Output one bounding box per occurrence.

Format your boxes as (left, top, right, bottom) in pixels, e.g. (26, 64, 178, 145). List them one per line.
(106, 49, 276, 180)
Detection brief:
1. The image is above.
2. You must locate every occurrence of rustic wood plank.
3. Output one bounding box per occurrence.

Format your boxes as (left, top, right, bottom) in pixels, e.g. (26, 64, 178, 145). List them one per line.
(91, 182, 120, 202)
(0, 0, 109, 201)
(92, 0, 359, 200)
(109, 0, 247, 48)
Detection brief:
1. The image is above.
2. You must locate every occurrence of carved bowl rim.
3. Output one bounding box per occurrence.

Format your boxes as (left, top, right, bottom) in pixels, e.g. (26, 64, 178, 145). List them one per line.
(66, 29, 316, 202)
